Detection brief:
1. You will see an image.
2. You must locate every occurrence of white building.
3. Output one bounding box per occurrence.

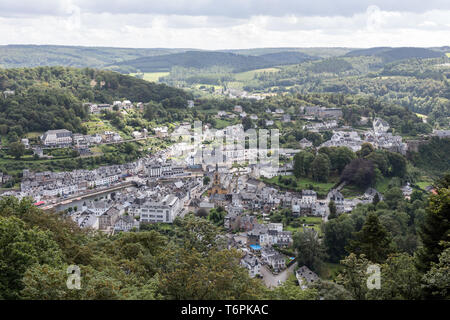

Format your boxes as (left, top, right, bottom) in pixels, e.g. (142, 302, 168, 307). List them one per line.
(41, 129, 73, 147)
(133, 195, 182, 223)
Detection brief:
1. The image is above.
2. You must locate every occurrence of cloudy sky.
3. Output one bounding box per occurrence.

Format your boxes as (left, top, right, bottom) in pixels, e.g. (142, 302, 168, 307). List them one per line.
(0, 0, 449, 49)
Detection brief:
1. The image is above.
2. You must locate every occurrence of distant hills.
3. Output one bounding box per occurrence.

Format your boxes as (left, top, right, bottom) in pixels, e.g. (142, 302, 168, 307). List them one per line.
(0, 44, 447, 73)
(109, 50, 317, 73)
(345, 47, 445, 62)
(0, 45, 187, 69)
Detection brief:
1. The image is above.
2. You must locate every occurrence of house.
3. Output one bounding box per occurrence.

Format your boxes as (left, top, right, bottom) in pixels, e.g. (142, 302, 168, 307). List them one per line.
(296, 265, 319, 290)
(3, 90, 15, 98)
(187, 100, 194, 108)
(433, 130, 450, 139)
(299, 138, 312, 149)
(282, 114, 291, 122)
(114, 215, 138, 232)
(302, 190, 317, 204)
(154, 126, 169, 138)
(21, 138, 30, 149)
(268, 223, 283, 232)
(373, 118, 390, 133)
(239, 215, 257, 231)
(319, 108, 342, 119)
(74, 209, 99, 229)
(234, 105, 243, 113)
(99, 206, 124, 231)
(241, 253, 260, 278)
(401, 182, 413, 199)
(363, 188, 383, 202)
(133, 194, 182, 224)
(267, 252, 286, 272)
(41, 129, 73, 147)
(265, 120, 274, 126)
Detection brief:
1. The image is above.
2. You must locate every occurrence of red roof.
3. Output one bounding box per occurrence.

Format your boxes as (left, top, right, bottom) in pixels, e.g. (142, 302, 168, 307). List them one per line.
(34, 201, 45, 206)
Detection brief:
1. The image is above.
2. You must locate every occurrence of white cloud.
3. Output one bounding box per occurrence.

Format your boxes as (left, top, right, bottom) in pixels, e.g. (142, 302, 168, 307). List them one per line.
(0, 2, 448, 49)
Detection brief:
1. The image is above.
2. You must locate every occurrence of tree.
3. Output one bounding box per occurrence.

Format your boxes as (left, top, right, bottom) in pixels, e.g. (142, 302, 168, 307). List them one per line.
(336, 253, 371, 300)
(269, 278, 318, 300)
(311, 280, 353, 300)
(323, 215, 355, 263)
(423, 247, 450, 299)
(366, 253, 422, 300)
(416, 175, 450, 272)
(293, 229, 326, 273)
(341, 158, 375, 188)
(207, 207, 226, 226)
(195, 208, 208, 218)
(357, 143, 375, 158)
(384, 187, 404, 210)
(311, 153, 330, 182)
(387, 152, 407, 178)
(8, 141, 25, 159)
(347, 212, 394, 263)
(372, 193, 380, 205)
(328, 200, 337, 220)
(159, 247, 265, 300)
(0, 216, 64, 299)
(293, 151, 314, 178)
(203, 176, 210, 186)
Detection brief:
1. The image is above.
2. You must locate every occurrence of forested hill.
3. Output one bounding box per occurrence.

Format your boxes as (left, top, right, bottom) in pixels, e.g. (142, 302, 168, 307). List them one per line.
(0, 45, 187, 69)
(110, 50, 316, 73)
(0, 67, 191, 134)
(345, 47, 445, 62)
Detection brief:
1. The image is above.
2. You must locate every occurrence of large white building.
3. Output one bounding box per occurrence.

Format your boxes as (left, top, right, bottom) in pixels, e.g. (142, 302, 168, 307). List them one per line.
(131, 195, 182, 223)
(41, 129, 73, 147)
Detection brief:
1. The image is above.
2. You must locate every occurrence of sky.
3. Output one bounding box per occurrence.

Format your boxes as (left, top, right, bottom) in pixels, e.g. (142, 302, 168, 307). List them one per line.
(0, 0, 449, 49)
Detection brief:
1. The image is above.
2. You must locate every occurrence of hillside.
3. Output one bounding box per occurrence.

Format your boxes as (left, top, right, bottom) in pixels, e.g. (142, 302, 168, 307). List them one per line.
(345, 47, 445, 62)
(0, 67, 191, 134)
(0, 45, 188, 69)
(111, 50, 315, 73)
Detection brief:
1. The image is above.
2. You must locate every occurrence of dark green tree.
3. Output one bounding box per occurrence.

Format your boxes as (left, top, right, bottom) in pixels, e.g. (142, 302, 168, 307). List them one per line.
(416, 174, 450, 272)
(347, 212, 394, 263)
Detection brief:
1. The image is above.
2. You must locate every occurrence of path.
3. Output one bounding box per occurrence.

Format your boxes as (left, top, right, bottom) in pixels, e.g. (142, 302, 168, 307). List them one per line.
(260, 262, 297, 288)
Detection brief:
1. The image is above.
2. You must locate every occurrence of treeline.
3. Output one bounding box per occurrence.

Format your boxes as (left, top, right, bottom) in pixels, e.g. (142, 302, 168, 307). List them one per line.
(295, 174, 450, 299)
(293, 143, 407, 188)
(409, 137, 450, 174)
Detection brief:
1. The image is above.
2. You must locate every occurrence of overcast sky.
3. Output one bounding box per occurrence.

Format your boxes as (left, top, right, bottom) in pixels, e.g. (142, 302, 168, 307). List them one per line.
(0, 0, 449, 49)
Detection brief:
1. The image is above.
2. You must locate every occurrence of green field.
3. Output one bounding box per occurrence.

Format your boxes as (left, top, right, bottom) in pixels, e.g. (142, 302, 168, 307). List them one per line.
(263, 175, 337, 197)
(234, 67, 280, 81)
(131, 72, 170, 82)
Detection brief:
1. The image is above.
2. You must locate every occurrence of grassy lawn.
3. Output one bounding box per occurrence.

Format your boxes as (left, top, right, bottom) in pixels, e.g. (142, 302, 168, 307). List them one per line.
(340, 184, 364, 198)
(416, 179, 433, 191)
(263, 175, 337, 197)
(285, 216, 323, 236)
(130, 72, 170, 82)
(234, 67, 280, 81)
(375, 176, 392, 194)
(320, 262, 343, 280)
(24, 131, 43, 139)
(213, 118, 234, 129)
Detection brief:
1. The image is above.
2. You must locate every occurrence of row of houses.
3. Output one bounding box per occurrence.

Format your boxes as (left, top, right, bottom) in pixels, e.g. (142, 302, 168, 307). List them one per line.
(40, 129, 123, 148)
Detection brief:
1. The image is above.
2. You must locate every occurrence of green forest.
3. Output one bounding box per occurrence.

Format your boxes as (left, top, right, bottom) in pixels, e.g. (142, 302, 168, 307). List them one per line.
(0, 67, 191, 135)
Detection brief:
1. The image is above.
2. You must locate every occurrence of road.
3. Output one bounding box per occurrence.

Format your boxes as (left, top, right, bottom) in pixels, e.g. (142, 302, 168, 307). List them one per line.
(260, 262, 297, 288)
